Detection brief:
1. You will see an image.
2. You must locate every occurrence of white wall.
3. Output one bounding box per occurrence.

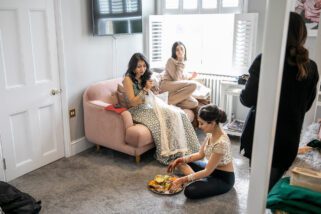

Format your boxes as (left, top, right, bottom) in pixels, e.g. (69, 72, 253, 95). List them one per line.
(61, 0, 155, 141)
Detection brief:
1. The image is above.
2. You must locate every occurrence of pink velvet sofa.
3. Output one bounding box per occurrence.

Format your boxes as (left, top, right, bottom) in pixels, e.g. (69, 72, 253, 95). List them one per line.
(83, 78, 195, 163)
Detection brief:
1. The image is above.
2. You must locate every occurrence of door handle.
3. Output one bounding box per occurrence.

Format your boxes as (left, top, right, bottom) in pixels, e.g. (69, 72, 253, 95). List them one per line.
(51, 88, 62, 96)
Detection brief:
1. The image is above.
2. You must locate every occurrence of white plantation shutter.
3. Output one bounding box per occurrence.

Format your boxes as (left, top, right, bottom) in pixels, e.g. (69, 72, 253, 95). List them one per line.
(111, 0, 123, 13)
(232, 13, 258, 74)
(126, 0, 139, 12)
(147, 13, 258, 74)
(98, 0, 110, 14)
(148, 15, 165, 69)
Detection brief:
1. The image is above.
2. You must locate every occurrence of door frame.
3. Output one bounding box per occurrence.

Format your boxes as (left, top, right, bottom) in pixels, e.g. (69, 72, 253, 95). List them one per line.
(0, 135, 5, 180)
(53, 0, 71, 158)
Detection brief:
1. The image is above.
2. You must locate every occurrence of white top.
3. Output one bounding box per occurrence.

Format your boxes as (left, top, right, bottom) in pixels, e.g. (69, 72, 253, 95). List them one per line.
(204, 133, 232, 166)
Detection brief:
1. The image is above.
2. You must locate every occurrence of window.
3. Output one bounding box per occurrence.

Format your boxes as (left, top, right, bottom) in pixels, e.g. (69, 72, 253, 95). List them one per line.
(148, 13, 258, 76)
(202, 0, 217, 9)
(111, 0, 123, 13)
(126, 0, 139, 13)
(151, 1, 253, 76)
(97, 0, 141, 15)
(183, 0, 198, 10)
(98, 0, 110, 14)
(161, 0, 245, 14)
(222, 0, 239, 8)
(165, 0, 179, 9)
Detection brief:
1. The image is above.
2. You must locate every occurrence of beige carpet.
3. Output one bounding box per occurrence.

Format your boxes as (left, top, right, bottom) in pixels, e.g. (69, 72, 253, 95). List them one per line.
(10, 132, 250, 214)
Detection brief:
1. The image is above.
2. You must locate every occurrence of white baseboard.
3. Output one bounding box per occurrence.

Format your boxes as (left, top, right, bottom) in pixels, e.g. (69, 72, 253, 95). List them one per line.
(70, 137, 94, 156)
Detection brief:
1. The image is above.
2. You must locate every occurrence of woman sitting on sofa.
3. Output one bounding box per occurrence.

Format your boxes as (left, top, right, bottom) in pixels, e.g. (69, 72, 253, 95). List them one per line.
(122, 53, 200, 165)
(159, 41, 198, 110)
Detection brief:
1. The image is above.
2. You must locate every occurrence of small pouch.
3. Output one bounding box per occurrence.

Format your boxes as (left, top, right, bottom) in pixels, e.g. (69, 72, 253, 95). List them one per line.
(105, 104, 127, 114)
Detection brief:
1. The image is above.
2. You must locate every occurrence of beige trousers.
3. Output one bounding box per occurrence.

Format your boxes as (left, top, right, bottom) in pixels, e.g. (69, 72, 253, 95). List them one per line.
(160, 80, 198, 109)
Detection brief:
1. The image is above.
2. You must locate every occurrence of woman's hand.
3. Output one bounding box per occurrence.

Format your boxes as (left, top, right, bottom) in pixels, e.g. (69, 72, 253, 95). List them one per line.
(191, 71, 198, 79)
(167, 157, 184, 173)
(298, 146, 312, 154)
(188, 71, 197, 80)
(170, 177, 186, 192)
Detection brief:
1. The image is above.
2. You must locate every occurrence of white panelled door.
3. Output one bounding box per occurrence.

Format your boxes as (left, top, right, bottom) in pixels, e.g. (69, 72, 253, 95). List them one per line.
(0, 0, 64, 181)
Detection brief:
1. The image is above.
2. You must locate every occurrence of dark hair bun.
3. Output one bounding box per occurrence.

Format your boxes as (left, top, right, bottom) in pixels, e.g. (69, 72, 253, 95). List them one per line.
(295, 46, 309, 65)
(198, 104, 227, 124)
(218, 109, 227, 123)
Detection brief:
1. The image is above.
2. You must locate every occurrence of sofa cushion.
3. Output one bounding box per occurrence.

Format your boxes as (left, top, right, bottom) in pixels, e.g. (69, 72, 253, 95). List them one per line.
(116, 84, 129, 108)
(125, 124, 153, 148)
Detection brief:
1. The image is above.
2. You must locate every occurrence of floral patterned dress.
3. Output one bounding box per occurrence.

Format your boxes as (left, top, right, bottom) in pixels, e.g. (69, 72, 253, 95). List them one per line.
(127, 81, 200, 165)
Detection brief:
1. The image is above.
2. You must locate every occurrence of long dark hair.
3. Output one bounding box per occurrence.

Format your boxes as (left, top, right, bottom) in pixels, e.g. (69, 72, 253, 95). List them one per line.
(286, 12, 309, 80)
(125, 53, 152, 88)
(171, 41, 187, 61)
(198, 104, 227, 124)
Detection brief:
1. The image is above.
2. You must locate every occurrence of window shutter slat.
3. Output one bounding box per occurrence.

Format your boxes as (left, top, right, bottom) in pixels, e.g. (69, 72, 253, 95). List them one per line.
(111, 0, 123, 14)
(98, 0, 110, 14)
(148, 16, 164, 68)
(232, 13, 258, 74)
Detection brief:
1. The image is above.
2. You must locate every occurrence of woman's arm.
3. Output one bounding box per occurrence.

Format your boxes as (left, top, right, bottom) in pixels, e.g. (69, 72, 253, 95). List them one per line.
(170, 135, 231, 191)
(123, 76, 145, 107)
(184, 138, 206, 163)
(187, 71, 198, 80)
(240, 55, 261, 108)
(184, 152, 224, 182)
(165, 58, 185, 81)
(167, 136, 207, 173)
(306, 61, 319, 112)
(170, 152, 224, 190)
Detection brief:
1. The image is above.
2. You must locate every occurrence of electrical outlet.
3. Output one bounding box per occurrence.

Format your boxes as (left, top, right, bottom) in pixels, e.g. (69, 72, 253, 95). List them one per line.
(69, 109, 76, 118)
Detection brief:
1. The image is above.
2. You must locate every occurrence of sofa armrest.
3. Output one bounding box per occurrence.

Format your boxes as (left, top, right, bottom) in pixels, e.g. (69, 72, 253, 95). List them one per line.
(84, 100, 125, 148)
(88, 100, 134, 129)
(89, 100, 109, 108)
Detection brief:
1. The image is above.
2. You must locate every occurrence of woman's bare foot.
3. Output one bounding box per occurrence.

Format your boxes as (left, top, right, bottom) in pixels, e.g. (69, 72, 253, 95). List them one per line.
(298, 146, 312, 154)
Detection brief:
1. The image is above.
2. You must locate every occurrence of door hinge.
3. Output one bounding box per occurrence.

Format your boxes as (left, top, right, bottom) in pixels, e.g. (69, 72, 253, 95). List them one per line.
(2, 158, 6, 170)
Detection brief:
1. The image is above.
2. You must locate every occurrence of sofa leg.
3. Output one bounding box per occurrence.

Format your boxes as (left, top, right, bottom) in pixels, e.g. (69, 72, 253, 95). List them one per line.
(96, 145, 100, 151)
(135, 155, 141, 164)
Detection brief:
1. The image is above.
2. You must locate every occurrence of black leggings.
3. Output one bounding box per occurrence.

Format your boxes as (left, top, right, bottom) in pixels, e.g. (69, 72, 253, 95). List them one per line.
(184, 161, 235, 199)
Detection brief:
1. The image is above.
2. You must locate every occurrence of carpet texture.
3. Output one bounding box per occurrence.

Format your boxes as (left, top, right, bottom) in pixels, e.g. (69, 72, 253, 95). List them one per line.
(9, 131, 250, 214)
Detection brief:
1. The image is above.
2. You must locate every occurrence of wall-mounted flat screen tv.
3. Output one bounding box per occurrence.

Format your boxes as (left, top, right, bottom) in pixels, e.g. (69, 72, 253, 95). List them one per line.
(92, 0, 142, 36)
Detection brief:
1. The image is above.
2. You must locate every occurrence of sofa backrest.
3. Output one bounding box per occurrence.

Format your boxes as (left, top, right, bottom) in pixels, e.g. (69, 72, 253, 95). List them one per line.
(84, 78, 123, 104)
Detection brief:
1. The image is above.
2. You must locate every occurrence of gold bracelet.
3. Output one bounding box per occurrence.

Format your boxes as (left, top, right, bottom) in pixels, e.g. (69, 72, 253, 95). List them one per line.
(183, 155, 191, 163)
(187, 174, 195, 182)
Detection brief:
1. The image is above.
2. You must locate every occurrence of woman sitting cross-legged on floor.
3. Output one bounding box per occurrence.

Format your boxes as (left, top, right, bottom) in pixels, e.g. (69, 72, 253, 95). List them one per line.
(122, 53, 200, 165)
(168, 104, 235, 199)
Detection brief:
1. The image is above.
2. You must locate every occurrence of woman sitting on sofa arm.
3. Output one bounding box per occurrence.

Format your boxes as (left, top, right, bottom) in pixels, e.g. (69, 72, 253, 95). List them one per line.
(122, 53, 200, 165)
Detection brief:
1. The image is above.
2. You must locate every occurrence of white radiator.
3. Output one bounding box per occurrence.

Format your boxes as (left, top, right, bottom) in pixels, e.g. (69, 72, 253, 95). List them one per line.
(197, 73, 237, 105)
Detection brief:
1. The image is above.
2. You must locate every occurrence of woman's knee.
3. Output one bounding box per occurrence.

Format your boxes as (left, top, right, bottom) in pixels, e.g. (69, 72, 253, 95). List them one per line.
(190, 97, 198, 108)
(188, 81, 197, 92)
(184, 184, 198, 199)
(184, 184, 205, 199)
